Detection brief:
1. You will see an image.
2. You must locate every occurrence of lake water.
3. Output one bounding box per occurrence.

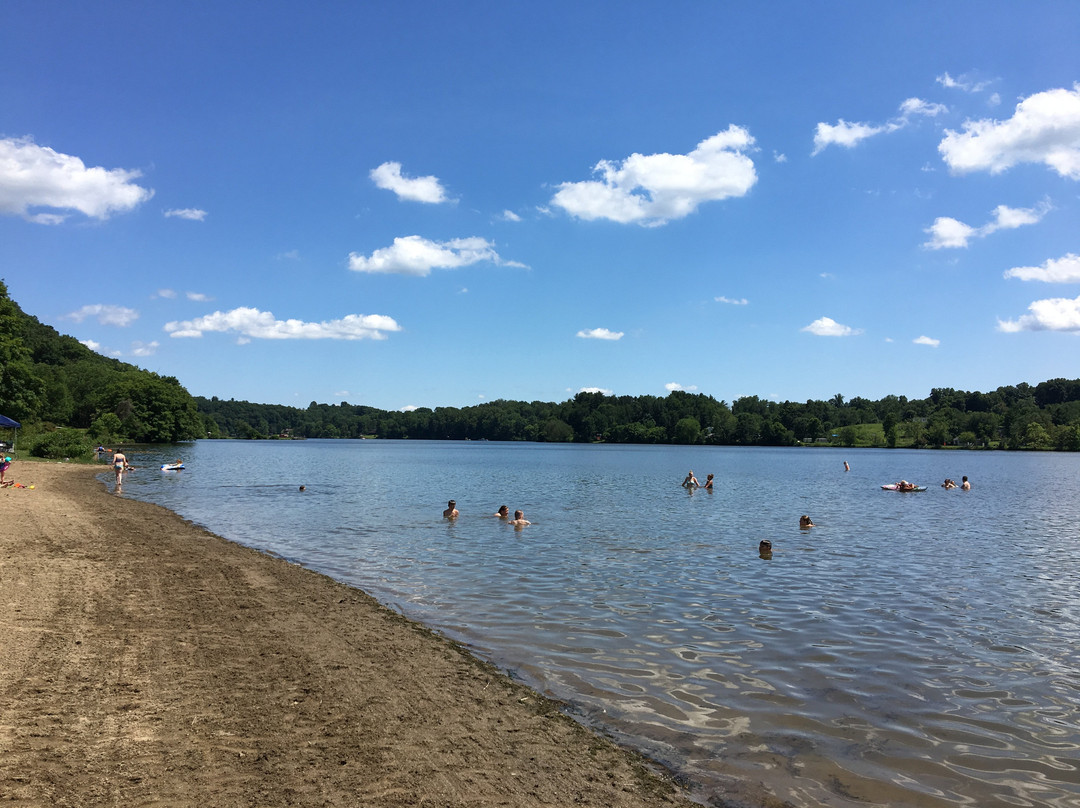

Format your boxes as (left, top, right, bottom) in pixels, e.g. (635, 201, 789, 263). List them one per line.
(113, 440, 1080, 807)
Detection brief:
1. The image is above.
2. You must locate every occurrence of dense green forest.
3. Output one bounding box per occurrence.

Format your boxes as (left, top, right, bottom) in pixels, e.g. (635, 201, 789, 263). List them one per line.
(197, 378, 1080, 451)
(0, 280, 202, 456)
(3, 280, 1080, 452)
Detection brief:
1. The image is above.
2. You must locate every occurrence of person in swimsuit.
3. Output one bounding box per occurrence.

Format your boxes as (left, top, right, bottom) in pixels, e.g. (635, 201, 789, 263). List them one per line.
(443, 500, 459, 519)
(509, 509, 530, 527)
(703, 473, 714, 490)
(682, 471, 699, 489)
(961, 476, 971, 490)
(112, 450, 128, 492)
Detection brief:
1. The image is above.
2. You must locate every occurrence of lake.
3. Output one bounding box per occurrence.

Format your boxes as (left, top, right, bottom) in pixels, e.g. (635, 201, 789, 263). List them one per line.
(113, 440, 1080, 808)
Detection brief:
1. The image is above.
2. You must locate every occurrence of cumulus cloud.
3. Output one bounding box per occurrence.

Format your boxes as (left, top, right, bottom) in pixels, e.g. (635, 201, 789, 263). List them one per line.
(939, 85, 1080, 178)
(186, 291, 212, 302)
(348, 235, 524, 276)
(80, 339, 101, 352)
(400, 405, 419, 412)
(578, 387, 614, 395)
(131, 340, 159, 356)
(164, 207, 207, 221)
(500, 209, 522, 222)
(370, 161, 450, 203)
(813, 97, 948, 155)
(576, 327, 624, 340)
(665, 382, 698, 392)
(0, 137, 153, 223)
(924, 201, 1050, 248)
(164, 307, 402, 341)
(1004, 253, 1080, 283)
(715, 295, 749, 305)
(801, 316, 862, 337)
(913, 335, 941, 347)
(64, 304, 139, 327)
(551, 125, 757, 226)
(998, 295, 1080, 332)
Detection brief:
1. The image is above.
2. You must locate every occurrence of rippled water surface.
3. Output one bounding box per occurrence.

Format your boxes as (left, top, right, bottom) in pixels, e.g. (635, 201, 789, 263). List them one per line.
(116, 441, 1080, 807)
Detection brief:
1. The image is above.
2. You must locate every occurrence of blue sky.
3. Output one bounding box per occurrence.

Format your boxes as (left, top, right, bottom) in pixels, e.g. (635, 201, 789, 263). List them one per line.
(2, 2, 1078, 412)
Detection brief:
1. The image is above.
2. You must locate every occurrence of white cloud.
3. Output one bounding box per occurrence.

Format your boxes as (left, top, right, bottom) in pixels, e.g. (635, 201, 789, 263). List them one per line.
(773, 151, 787, 163)
(1004, 253, 1080, 283)
(813, 120, 892, 154)
(164, 307, 402, 341)
(665, 382, 698, 392)
(998, 295, 1080, 332)
(801, 316, 862, 337)
(551, 125, 757, 226)
(80, 339, 101, 352)
(155, 288, 177, 299)
(913, 335, 940, 347)
(923, 201, 1049, 249)
(899, 97, 948, 118)
(923, 216, 977, 248)
(939, 85, 1080, 178)
(64, 304, 139, 326)
(578, 387, 613, 395)
(370, 161, 449, 203)
(186, 291, 212, 302)
(131, 340, 159, 356)
(500, 209, 522, 222)
(0, 137, 153, 222)
(813, 97, 949, 155)
(164, 207, 207, 221)
(935, 72, 994, 93)
(400, 405, 419, 412)
(715, 295, 749, 305)
(348, 235, 524, 276)
(576, 327, 624, 340)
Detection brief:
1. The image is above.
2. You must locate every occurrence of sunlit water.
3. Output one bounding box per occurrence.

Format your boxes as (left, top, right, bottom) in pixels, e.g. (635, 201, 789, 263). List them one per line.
(112, 441, 1080, 807)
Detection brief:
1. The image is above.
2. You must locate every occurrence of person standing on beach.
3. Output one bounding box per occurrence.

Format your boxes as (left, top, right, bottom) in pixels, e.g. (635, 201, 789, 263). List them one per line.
(112, 450, 128, 492)
(443, 500, 459, 519)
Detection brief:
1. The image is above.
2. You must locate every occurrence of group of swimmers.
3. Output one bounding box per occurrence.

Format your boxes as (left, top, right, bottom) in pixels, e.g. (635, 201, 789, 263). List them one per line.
(443, 500, 530, 527)
(942, 476, 971, 490)
(681, 470, 715, 490)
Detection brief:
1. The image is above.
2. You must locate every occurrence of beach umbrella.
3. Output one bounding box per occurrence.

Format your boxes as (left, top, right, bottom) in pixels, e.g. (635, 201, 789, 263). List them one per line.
(0, 415, 21, 457)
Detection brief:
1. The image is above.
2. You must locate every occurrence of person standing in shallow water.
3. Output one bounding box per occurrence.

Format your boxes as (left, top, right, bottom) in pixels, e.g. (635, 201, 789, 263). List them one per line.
(961, 476, 971, 490)
(443, 500, 459, 519)
(112, 450, 128, 493)
(494, 505, 510, 519)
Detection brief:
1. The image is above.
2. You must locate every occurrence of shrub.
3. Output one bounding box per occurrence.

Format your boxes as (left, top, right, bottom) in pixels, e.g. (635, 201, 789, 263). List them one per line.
(29, 429, 95, 460)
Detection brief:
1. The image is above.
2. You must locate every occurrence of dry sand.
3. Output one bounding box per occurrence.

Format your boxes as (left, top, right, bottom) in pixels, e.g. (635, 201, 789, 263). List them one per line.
(0, 461, 696, 807)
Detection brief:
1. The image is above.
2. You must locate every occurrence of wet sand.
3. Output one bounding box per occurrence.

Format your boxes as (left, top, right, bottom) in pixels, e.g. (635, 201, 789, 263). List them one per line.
(0, 462, 692, 807)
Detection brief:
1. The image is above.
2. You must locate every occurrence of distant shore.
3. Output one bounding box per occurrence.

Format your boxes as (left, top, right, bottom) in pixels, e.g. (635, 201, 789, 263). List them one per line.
(0, 462, 688, 807)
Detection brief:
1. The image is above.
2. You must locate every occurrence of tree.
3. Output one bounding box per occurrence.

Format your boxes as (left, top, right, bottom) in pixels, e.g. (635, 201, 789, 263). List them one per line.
(673, 417, 701, 445)
(0, 280, 44, 421)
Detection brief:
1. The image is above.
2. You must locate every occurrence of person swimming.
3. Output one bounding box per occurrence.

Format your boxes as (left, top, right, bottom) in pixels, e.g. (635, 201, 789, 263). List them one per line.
(799, 515, 815, 528)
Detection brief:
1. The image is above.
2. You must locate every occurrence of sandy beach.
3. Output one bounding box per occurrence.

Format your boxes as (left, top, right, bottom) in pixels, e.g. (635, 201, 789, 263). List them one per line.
(0, 462, 691, 807)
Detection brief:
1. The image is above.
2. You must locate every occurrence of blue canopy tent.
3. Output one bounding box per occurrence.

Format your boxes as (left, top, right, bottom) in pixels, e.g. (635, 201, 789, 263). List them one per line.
(0, 415, 21, 457)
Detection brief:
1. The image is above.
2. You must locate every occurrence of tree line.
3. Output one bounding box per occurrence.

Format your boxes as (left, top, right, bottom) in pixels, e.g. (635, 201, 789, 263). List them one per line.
(0, 280, 202, 456)
(197, 379, 1080, 451)
(3, 280, 1079, 453)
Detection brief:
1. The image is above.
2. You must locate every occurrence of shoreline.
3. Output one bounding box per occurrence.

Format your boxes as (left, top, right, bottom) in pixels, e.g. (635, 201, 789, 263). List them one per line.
(0, 462, 692, 807)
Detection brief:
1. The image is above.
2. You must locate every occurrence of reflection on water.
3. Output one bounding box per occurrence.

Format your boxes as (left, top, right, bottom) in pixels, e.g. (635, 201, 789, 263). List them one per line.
(116, 441, 1080, 807)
